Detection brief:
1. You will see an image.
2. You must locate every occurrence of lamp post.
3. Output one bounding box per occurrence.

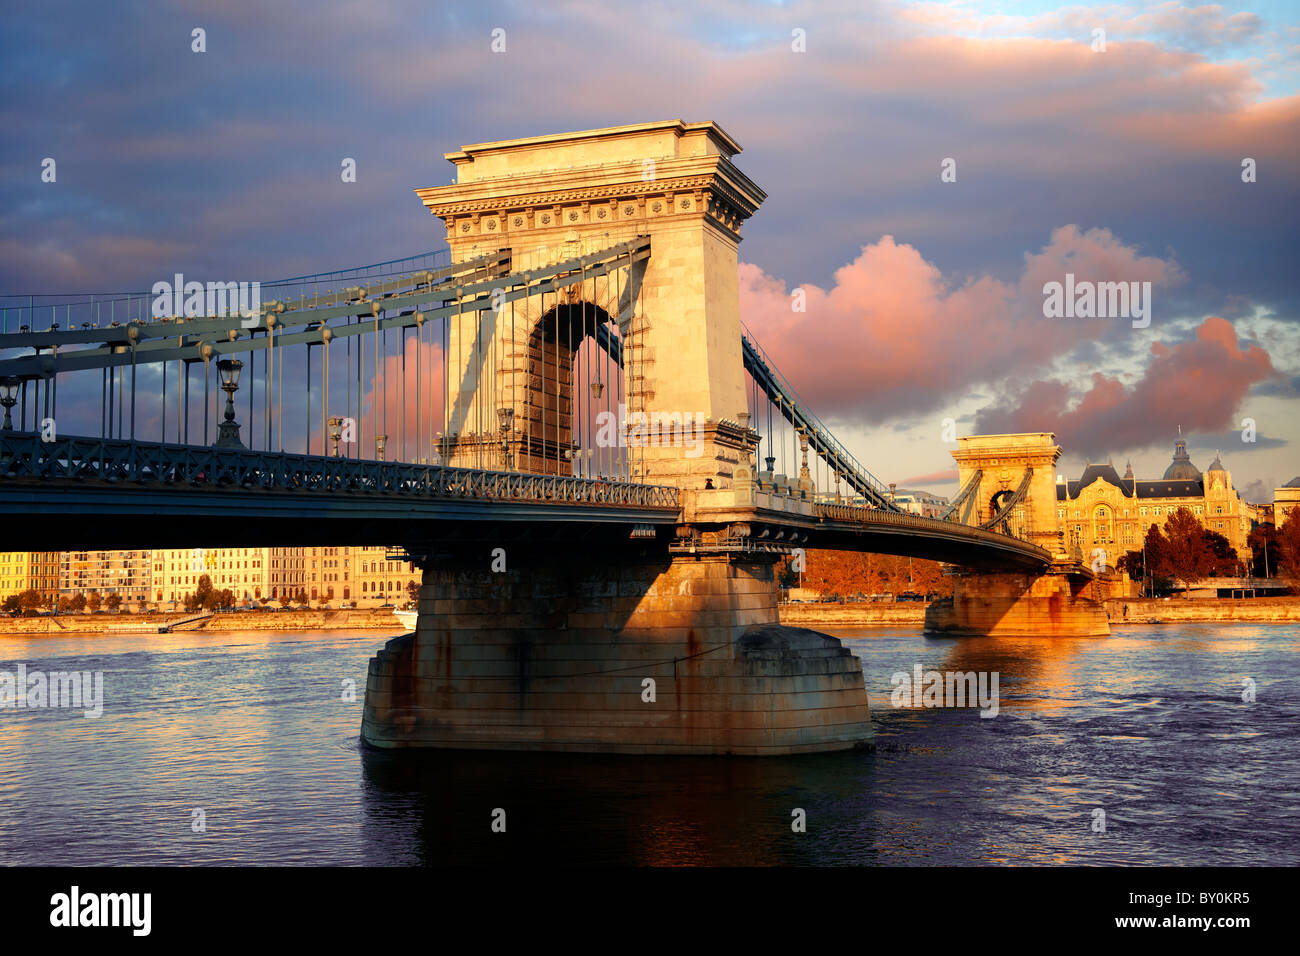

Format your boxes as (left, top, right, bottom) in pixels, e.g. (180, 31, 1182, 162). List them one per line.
(375, 433, 387, 461)
(497, 407, 514, 471)
(327, 416, 344, 457)
(0, 376, 19, 431)
(213, 359, 244, 448)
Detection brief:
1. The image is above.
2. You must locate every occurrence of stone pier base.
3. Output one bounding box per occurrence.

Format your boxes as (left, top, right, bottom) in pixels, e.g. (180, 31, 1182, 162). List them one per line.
(361, 551, 873, 755)
(924, 564, 1110, 637)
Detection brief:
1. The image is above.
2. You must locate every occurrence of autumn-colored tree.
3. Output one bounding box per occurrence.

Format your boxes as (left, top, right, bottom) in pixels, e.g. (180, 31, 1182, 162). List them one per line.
(1276, 509, 1300, 586)
(1248, 523, 1280, 578)
(801, 549, 952, 600)
(86, 592, 102, 612)
(185, 574, 214, 612)
(70, 593, 87, 613)
(1150, 508, 1223, 595)
(802, 550, 871, 597)
(105, 593, 122, 611)
(1116, 548, 1143, 577)
(1138, 524, 1173, 594)
(17, 589, 44, 615)
(1201, 529, 1242, 577)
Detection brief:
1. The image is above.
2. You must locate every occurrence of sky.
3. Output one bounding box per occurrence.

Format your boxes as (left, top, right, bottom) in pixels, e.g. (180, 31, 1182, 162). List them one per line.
(1, 0, 1297, 501)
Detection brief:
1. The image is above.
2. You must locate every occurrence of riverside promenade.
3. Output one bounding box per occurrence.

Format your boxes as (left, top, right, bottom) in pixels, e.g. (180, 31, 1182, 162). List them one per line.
(779, 595, 1300, 628)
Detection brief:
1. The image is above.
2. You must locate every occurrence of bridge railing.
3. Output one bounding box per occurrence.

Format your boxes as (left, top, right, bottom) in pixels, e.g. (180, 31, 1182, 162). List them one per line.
(0, 432, 681, 511)
(815, 501, 1049, 557)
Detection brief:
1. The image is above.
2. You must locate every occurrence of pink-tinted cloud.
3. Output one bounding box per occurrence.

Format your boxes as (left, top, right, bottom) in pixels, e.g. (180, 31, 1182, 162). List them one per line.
(900, 468, 959, 485)
(353, 333, 445, 462)
(739, 225, 1181, 423)
(973, 315, 1275, 455)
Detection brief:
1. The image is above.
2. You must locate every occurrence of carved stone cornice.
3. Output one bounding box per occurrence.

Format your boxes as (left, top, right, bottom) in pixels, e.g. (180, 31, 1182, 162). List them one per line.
(417, 154, 765, 245)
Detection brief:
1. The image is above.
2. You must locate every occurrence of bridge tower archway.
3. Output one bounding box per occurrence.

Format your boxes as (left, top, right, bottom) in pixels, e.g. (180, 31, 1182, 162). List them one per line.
(515, 297, 620, 476)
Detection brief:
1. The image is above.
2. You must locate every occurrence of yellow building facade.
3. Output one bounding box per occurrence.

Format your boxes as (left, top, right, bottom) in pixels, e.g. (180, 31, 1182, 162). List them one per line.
(1276, 477, 1300, 525)
(0, 551, 60, 602)
(3, 545, 420, 610)
(151, 548, 273, 608)
(1055, 438, 1257, 570)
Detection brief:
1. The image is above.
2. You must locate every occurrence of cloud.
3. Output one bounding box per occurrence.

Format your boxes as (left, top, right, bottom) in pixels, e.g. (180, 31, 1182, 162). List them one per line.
(739, 225, 1182, 423)
(899, 468, 959, 486)
(1, 0, 1297, 492)
(900, 1, 1264, 54)
(973, 316, 1276, 456)
(1238, 478, 1272, 503)
(356, 333, 445, 463)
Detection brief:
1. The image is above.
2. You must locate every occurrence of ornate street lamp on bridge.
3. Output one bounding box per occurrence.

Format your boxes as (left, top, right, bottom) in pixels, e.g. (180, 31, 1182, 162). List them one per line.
(0, 376, 19, 431)
(497, 407, 514, 471)
(327, 416, 344, 457)
(213, 359, 244, 449)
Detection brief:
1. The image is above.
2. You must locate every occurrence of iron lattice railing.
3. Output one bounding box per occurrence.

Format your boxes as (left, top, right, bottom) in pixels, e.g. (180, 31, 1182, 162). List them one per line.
(0, 432, 681, 511)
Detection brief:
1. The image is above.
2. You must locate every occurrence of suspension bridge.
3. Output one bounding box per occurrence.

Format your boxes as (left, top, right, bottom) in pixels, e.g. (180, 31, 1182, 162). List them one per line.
(0, 120, 1106, 755)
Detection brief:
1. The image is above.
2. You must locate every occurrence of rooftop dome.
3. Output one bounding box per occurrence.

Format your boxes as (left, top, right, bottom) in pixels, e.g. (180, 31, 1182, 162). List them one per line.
(1285, 476, 1300, 488)
(1162, 437, 1201, 480)
(1206, 452, 1226, 473)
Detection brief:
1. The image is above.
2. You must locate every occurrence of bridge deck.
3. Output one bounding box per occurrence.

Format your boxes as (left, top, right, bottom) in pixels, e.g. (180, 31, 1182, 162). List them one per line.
(0, 432, 680, 548)
(0, 431, 1051, 568)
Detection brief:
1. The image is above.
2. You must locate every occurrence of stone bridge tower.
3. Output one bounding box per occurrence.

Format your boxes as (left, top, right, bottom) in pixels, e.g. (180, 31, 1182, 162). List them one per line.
(950, 432, 1065, 557)
(926, 432, 1109, 637)
(363, 122, 875, 756)
(415, 120, 766, 489)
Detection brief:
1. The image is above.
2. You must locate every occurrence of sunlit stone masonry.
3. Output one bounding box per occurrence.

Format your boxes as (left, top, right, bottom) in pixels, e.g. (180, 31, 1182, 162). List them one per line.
(362, 121, 874, 754)
(362, 546, 874, 755)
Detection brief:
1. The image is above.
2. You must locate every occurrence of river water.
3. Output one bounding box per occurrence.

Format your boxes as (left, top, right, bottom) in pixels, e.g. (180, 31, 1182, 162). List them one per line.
(1, 624, 1296, 866)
